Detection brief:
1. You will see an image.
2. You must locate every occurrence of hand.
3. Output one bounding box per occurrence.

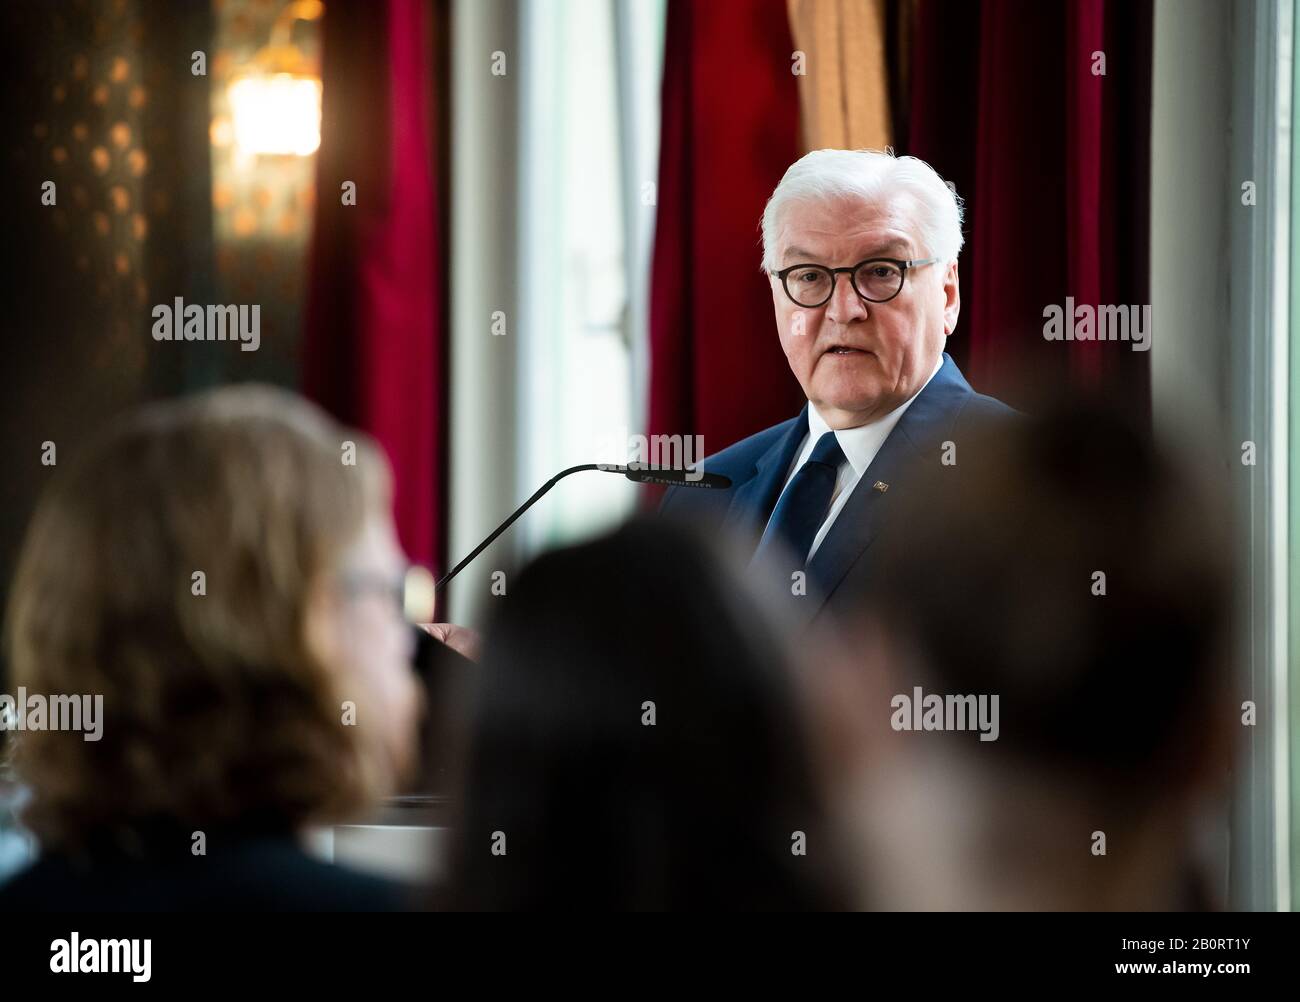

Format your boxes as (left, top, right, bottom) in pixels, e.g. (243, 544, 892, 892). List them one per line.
(418, 622, 483, 662)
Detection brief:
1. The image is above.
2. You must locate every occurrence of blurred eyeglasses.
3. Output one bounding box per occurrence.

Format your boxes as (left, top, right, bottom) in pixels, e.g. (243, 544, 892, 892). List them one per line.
(339, 565, 436, 624)
(772, 257, 939, 308)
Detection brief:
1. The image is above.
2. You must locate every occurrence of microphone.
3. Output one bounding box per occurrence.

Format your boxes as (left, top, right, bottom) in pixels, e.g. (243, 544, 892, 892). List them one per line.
(616, 466, 731, 489)
(433, 463, 731, 594)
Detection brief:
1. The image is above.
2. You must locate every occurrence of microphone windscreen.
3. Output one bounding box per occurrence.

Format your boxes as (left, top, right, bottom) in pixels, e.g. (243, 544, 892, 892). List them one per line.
(621, 467, 731, 489)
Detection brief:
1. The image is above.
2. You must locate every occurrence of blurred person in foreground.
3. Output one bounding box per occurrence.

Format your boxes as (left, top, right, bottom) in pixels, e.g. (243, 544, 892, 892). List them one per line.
(810, 405, 1234, 911)
(0, 385, 423, 910)
(449, 518, 847, 910)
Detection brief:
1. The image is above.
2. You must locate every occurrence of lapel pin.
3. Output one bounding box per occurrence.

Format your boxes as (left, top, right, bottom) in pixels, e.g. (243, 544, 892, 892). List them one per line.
(873, 481, 889, 494)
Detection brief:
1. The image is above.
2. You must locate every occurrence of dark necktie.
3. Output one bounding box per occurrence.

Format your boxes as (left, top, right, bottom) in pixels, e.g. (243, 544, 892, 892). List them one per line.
(753, 431, 846, 569)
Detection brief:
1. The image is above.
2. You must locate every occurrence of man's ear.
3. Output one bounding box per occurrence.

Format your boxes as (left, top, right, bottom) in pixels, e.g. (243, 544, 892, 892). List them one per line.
(942, 260, 961, 335)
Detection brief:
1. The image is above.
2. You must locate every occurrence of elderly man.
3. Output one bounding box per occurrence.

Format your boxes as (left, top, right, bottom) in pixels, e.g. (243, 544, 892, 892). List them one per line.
(661, 149, 1015, 627)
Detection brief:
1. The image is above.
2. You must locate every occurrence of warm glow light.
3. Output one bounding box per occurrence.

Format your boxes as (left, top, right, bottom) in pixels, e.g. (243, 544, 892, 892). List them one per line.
(228, 73, 321, 157)
(403, 566, 437, 625)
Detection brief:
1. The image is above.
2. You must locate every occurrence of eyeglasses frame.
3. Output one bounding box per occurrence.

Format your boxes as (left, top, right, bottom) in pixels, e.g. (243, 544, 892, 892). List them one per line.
(771, 256, 941, 308)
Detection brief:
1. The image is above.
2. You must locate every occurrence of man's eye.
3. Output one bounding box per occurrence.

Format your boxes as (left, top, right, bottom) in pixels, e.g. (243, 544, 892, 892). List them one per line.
(794, 270, 823, 283)
(870, 266, 896, 279)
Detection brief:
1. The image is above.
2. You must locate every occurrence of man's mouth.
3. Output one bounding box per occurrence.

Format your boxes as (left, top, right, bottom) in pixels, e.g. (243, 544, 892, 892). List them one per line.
(823, 345, 870, 356)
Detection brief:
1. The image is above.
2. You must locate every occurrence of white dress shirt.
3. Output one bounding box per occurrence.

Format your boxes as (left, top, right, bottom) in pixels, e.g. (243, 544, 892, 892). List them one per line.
(770, 355, 943, 562)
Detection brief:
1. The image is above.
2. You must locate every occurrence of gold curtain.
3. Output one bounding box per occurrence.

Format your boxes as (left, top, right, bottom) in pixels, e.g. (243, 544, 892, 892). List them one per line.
(787, 0, 893, 153)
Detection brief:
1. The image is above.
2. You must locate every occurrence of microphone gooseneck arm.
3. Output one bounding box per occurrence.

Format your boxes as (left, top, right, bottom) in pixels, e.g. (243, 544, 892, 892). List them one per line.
(432, 463, 730, 594)
(434, 464, 599, 594)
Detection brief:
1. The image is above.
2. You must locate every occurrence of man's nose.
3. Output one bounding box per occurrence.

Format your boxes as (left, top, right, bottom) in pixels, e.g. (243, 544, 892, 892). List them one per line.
(825, 272, 869, 324)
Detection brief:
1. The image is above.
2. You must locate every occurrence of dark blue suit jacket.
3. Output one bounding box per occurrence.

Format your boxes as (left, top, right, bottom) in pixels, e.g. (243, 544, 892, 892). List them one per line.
(661, 353, 1017, 628)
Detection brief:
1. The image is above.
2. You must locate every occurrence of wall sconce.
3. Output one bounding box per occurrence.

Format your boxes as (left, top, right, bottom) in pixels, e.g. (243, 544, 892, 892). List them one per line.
(228, 0, 324, 157)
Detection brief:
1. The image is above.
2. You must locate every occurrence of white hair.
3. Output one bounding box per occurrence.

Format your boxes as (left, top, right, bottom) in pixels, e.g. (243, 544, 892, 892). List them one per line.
(760, 148, 965, 273)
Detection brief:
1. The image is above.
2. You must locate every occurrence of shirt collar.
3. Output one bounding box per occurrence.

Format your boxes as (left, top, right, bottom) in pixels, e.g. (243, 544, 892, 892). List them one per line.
(807, 354, 945, 477)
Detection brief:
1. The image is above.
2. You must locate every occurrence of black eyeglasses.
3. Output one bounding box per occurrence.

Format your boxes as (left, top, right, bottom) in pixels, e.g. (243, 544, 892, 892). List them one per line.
(771, 257, 939, 308)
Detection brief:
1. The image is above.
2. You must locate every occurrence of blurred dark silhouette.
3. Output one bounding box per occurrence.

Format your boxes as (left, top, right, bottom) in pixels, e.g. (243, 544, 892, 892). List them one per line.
(813, 404, 1234, 910)
(449, 518, 846, 910)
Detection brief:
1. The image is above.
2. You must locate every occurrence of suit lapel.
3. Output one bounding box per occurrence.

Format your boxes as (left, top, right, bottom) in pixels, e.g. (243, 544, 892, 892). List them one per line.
(804, 354, 974, 613)
(802, 427, 917, 611)
(721, 404, 809, 543)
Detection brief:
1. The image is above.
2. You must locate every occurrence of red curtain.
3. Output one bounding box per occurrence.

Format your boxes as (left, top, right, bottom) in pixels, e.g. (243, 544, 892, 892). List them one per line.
(905, 0, 1152, 413)
(647, 0, 806, 456)
(302, 0, 446, 572)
